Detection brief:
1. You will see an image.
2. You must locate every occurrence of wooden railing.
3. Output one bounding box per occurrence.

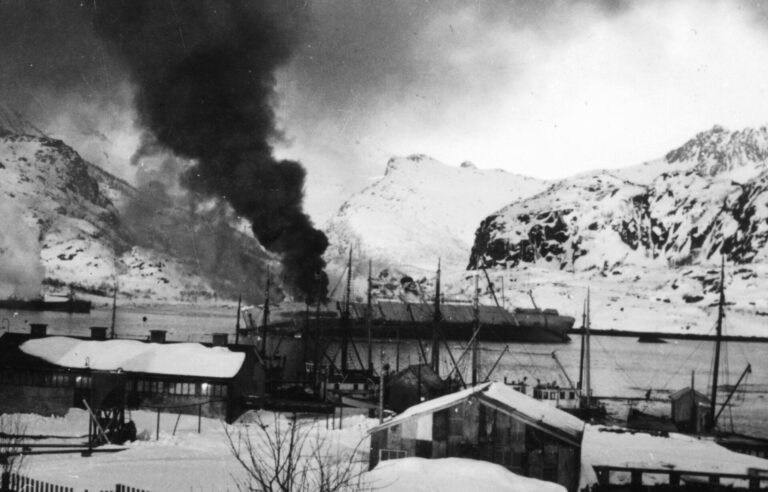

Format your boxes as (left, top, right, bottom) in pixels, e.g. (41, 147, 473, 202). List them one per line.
(593, 465, 768, 490)
(1, 472, 151, 492)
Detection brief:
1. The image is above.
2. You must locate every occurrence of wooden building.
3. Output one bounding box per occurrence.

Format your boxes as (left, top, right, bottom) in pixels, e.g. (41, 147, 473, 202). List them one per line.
(670, 387, 711, 434)
(0, 328, 256, 422)
(368, 382, 585, 492)
(385, 363, 448, 413)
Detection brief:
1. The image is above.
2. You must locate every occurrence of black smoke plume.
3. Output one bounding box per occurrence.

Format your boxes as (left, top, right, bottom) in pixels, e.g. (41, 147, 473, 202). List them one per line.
(92, 0, 328, 301)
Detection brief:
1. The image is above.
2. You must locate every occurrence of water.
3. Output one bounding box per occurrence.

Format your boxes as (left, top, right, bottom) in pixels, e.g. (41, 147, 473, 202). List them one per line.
(3, 306, 766, 437)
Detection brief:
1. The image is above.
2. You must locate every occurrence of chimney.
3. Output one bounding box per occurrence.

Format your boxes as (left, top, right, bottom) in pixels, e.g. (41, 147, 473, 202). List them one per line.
(90, 326, 108, 340)
(149, 330, 166, 343)
(212, 333, 228, 347)
(30, 323, 47, 338)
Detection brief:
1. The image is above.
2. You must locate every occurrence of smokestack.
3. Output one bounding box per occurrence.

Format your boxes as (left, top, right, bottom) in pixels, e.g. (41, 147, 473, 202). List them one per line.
(149, 330, 166, 344)
(90, 326, 108, 340)
(212, 333, 228, 347)
(29, 323, 47, 338)
(92, 0, 329, 302)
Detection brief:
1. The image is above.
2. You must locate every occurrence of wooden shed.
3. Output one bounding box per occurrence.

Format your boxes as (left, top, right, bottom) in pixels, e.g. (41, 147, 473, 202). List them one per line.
(369, 382, 585, 492)
(670, 387, 711, 434)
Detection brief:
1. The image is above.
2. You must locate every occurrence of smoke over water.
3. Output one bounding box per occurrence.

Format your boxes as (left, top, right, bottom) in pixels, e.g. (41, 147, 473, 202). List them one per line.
(93, 1, 328, 301)
(0, 197, 44, 299)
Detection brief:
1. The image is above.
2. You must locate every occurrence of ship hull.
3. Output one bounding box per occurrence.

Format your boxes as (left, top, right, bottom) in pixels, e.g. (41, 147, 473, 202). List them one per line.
(325, 316, 573, 343)
(0, 299, 92, 313)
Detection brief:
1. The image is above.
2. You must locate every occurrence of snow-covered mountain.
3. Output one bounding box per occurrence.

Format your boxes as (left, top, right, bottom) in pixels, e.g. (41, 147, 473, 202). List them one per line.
(468, 125, 768, 273)
(324, 154, 548, 283)
(0, 128, 273, 305)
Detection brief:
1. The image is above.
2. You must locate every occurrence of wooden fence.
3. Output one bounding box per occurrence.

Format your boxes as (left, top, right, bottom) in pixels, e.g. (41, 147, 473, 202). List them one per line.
(592, 465, 768, 490)
(0, 472, 150, 492)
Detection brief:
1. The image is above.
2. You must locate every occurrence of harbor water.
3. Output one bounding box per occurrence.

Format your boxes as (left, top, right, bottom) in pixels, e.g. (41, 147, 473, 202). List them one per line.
(2, 306, 766, 437)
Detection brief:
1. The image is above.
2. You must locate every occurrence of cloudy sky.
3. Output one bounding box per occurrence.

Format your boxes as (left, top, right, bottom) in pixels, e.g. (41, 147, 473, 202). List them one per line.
(3, 0, 768, 223)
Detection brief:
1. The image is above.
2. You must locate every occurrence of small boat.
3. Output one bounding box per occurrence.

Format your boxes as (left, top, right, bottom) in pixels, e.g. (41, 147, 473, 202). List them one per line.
(637, 334, 667, 344)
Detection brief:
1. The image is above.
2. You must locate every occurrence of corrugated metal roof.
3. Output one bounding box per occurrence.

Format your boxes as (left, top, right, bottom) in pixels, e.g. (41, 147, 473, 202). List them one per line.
(343, 301, 516, 326)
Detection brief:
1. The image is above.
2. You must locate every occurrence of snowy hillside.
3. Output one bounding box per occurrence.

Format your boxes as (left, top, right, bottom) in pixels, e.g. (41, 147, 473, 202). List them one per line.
(0, 129, 273, 305)
(460, 125, 768, 336)
(324, 154, 548, 282)
(469, 125, 768, 272)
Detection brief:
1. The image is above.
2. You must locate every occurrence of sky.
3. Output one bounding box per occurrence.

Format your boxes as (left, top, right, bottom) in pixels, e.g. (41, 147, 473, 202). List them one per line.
(3, 0, 768, 223)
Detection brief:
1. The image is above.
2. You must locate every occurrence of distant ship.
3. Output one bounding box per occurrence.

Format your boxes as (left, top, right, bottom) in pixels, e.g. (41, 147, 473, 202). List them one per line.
(0, 294, 92, 313)
(258, 301, 573, 343)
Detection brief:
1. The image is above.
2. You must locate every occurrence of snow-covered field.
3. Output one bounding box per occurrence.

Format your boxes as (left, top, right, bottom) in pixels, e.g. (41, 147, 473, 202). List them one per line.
(11, 408, 768, 491)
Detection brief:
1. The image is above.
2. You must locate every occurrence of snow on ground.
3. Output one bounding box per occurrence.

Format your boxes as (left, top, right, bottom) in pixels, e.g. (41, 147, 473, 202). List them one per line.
(20, 336, 245, 378)
(367, 457, 566, 492)
(582, 424, 768, 487)
(10, 407, 768, 491)
(20, 409, 375, 491)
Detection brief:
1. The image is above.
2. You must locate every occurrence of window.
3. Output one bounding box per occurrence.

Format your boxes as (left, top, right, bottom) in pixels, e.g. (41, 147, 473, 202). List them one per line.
(379, 449, 407, 462)
(542, 392, 549, 400)
(560, 391, 566, 400)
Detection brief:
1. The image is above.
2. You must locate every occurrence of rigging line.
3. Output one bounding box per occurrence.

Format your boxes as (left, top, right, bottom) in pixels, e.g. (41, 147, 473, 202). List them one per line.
(593, 335, 639, 389)
(660, 338, 709, 391)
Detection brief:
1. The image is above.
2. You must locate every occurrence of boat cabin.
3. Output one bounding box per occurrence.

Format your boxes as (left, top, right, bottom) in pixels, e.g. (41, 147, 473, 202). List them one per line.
(670, 387, 711, 434)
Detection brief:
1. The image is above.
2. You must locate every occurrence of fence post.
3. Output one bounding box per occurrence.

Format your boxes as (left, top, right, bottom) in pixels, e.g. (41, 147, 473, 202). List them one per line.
(1, 471, 9, 492)
(156, 407, 161, 441)
(198, 404, 202, 434)
(630, 470, 642, 488)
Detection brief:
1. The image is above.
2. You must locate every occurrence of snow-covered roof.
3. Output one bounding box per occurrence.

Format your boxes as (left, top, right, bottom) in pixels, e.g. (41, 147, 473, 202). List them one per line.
(20, 336, 245, 379)
(669, 386, 710, 402)
(372, 382, 585, 443)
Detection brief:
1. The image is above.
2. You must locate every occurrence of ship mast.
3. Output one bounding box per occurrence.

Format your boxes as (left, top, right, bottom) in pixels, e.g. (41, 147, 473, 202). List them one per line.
(708, 257, 725, 431)
(261, 268, 271, 356)
(431, 259, 442, 375)
(583, 288, 592, 408)
(366, 259, 373, 373)
(341, 248, 352, 373)
(471, 273, 479, 386)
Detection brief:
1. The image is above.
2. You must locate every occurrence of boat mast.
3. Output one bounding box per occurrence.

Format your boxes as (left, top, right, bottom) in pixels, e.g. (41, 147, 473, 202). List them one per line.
(431, 259, 442, 375)
(341, 248, 352, 374)
(578, 297, 586, 391)
(109, 282, 118, 339)
(708, 256, 725, 431)
(366, 259, 373, 373)
(472, 273, 479, 386)
(261, 268, 271, 357)
(584, 288, 591, 408)
(234, 294, 242, 345)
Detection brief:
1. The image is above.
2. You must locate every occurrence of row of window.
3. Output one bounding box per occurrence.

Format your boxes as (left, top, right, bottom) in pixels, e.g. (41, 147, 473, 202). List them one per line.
(0, 371, 92, 389)
(0, 370, 228, 397)
(133, 380, 228, 397)
(533, 389, 577, 401)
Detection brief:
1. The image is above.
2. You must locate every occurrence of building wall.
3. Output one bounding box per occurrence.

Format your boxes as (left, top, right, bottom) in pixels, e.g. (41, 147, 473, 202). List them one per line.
(0, 384, 73, 415)
(370, 398, 581, 492)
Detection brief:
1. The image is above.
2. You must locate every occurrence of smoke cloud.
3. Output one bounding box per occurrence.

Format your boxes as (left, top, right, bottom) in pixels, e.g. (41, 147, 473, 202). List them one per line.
(92, 0, 328, 301)
(0, 198, 44, 299)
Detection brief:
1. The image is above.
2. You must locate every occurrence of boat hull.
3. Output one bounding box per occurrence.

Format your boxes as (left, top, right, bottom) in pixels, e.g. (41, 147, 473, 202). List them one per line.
(324, 316, 573, 343)
(0, 299, 92, 314)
